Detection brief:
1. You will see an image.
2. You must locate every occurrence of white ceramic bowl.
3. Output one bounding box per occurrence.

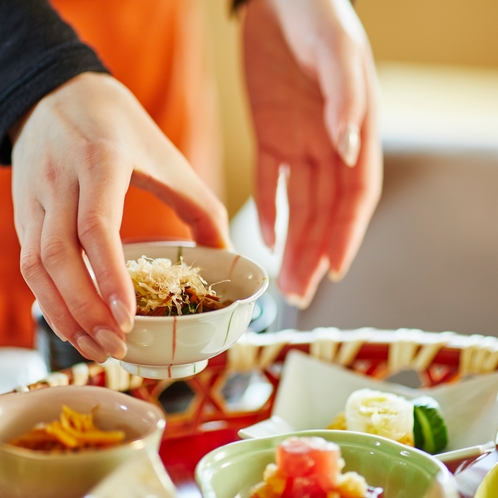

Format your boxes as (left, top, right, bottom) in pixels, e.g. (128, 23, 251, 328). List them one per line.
(120, 241, 269, 379)
(0, 385, 166, 498)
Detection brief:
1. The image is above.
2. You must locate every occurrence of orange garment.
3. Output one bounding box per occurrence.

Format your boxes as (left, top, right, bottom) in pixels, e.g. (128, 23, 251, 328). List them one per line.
(0, 0, 222, 347)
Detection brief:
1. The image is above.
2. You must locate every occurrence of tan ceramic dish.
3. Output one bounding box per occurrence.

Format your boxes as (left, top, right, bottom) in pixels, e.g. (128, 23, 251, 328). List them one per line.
(0, 385, 165, 498)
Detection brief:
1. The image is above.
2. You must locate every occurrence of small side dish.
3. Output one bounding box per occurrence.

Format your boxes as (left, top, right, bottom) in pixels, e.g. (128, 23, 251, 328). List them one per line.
(127, 256, 232, 316)
(250, 436, 383, 498)
(0, 385, 166, 498)
(196, 428, 459, 498)
(327, 388, 448, 454)
(120, 243, 269, 379)
(9, 405, 125, 451)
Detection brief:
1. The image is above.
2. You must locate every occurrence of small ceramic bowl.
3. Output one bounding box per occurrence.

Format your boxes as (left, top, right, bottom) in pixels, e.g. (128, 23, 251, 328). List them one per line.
(120, 241, 269, 379)
(0, 385, 166, 498)
(196, 430, 459, 498)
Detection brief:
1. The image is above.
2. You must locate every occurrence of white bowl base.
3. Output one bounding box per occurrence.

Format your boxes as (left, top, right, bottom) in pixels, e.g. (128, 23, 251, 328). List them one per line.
(120, 359, 209, 379)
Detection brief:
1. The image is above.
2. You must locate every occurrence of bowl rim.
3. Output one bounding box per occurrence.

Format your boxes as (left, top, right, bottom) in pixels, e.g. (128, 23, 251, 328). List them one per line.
(197, 428, 452, 468)
(123, 241, 270, 318)
(0, 385, 166, 460)
(196, 429, 456, 495)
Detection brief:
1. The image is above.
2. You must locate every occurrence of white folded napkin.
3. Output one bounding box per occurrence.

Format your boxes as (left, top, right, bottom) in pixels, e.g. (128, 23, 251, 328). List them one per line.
(0, 347, 48, 394)
(85, 449, 177, 498)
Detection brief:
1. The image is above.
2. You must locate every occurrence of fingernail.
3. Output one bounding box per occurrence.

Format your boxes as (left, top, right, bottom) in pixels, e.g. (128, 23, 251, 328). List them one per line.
(76, 335, 108, 363)
(338, 124, 360, 167)
(52, 327, 68, 342)
(109, 296, 134, 333)
(43, 315, 68, 342)
(94, 328, 128, 360)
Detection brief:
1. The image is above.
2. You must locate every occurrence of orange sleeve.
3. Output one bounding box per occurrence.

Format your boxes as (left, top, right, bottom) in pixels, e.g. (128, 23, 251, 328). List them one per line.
(0, 0, 223, 347)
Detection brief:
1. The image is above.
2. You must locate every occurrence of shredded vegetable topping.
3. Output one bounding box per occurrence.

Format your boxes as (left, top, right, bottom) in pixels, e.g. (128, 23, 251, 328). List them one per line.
(9, 405, 125, 452)
(126, 256, 229, 316)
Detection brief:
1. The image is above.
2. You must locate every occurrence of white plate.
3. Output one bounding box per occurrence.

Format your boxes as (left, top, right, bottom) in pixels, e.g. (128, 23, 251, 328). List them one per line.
(239, 350, 498, 459)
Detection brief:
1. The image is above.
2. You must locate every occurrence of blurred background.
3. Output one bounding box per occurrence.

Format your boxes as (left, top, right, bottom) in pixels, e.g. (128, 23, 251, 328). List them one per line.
(203, 0, 498, 337)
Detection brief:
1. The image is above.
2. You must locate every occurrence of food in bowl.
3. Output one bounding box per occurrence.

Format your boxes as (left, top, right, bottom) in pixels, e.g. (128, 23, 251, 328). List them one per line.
(250, 436, 383, 498)
(327, 388, 448, 454)
(195, 430, 459, 498)
(120, 242, 269, 379)
(9, 404, 125, 451)
(127, 255, 231, 316)
(0, 385, 166, 498)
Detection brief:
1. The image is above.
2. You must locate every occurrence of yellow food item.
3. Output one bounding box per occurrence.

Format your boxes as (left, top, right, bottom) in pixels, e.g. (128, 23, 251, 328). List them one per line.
(328, 411, 347, 431)
(250, 464, 286, 498)
(9, 405, 126, 451)
(335, 472, 373, 498)
(327, 389, 414, 446)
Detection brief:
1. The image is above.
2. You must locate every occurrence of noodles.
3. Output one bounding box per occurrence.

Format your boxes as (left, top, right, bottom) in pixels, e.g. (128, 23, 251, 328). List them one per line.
(8, 405, 126, 451)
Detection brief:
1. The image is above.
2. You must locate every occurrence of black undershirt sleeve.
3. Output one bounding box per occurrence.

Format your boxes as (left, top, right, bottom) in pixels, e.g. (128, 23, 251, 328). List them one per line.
(0, 0, 109, 165)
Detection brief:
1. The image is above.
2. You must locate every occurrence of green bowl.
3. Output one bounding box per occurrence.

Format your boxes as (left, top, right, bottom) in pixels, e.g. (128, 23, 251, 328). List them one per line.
(196, 430, 459, 498)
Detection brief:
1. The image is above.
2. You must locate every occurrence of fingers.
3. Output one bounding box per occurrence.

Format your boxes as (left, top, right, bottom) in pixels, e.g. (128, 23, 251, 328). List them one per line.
(76, 143, 136, 334)
(318, 38, 367, 168)
(254, 148, 281, 249)
(131, 139, 231, 250)
(175, 189, 231, 250)
(16, 145, 133, 362)
(326, 67, 383, 279)
(313, 18, 382, 284)
(133, 169, 231, 249)
(277, 157, 335, 308)
(42, 189, 129, 359)
(245, 0, 381, 311)
(20, 205, 109, 363)
(271, 0, 369, 168)
(10, 71, 233, 363)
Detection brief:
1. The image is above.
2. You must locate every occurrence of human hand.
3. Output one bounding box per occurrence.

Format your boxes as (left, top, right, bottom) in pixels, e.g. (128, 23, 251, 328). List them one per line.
(11, 72, 230, 362)
(243, 0, 382, 308)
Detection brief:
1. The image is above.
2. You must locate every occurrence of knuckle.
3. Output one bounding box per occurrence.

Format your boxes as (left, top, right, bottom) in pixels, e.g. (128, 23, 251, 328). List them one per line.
(89, 257, 116, 287)
(78, 211, 111, 242)
(40, 236, 69, 270)
(76, 139, 126, 174)
(73, 299, 99, 322)
(19, 249, 44, 283)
